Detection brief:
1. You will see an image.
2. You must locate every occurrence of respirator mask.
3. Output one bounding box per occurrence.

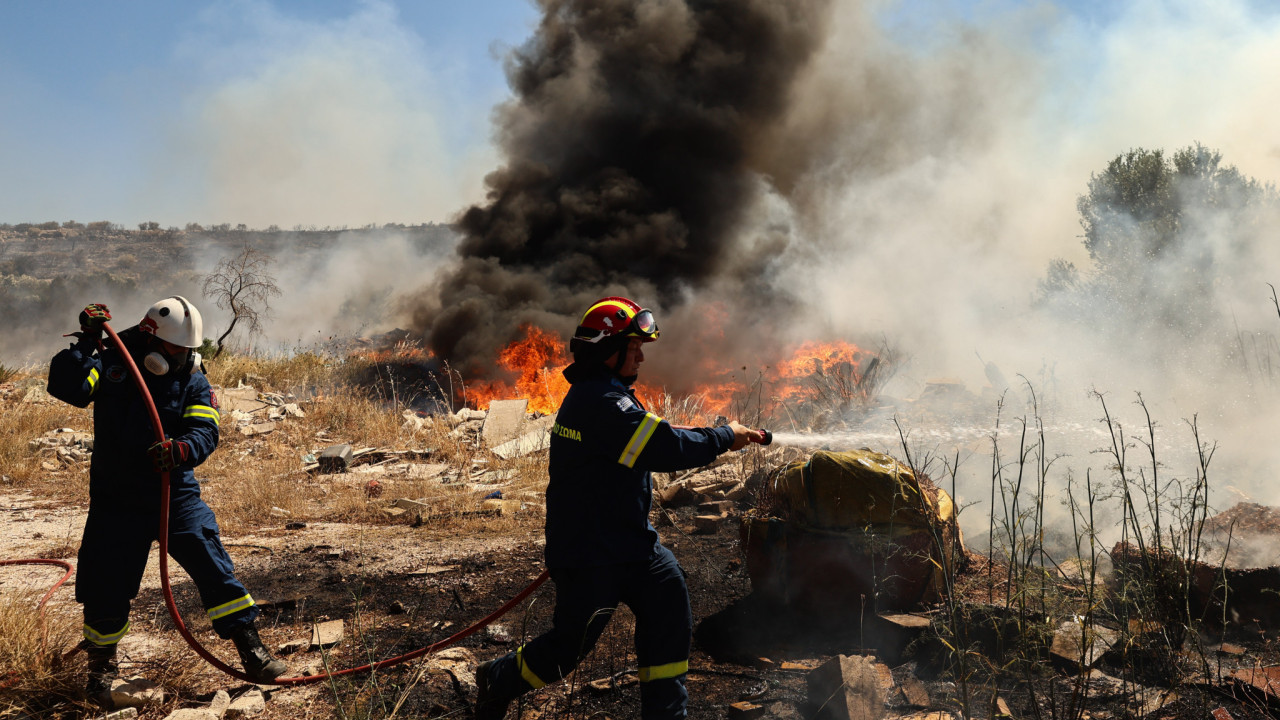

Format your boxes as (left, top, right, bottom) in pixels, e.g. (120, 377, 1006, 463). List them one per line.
(144, 347, 200, 375)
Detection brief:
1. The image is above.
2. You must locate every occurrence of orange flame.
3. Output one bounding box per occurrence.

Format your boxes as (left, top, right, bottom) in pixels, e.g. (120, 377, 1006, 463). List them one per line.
(775, 340, 865, 400)
(470, 325, 571, 414)
(468, 326, 868, 423)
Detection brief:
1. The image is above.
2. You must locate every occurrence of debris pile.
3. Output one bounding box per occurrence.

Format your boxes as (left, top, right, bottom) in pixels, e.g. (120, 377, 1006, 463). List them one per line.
(740, 449, 965, 614)
(216, 384, 305, 438)
(28, 427, 93, 470)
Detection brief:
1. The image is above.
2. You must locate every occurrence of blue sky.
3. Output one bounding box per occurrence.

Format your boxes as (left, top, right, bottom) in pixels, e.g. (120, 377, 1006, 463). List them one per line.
(0, 0, 540, 227)
(1, 0, 1277, 230)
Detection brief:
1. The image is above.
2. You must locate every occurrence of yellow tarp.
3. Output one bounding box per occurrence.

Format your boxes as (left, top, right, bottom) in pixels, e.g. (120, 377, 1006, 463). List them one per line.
(772, 449, 955, 532)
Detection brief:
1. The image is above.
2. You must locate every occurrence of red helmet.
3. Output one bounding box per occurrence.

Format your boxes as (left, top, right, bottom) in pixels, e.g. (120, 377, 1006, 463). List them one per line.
(572, 296, 659, 347)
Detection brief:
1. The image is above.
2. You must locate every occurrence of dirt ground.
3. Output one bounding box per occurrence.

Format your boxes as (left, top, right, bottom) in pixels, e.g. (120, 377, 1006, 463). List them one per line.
(2, 489, 841, 719)
(3, 488, 825, 719)
(6, 483, 1280, 719)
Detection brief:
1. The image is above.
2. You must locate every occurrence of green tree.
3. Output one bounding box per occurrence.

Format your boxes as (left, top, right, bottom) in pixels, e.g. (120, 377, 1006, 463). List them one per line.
(1045, 143, 1277, 334)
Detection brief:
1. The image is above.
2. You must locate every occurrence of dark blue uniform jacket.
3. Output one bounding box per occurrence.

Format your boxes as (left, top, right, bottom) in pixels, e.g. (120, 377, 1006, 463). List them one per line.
(544, 363, 734, 569)
(47, 335, 219, 505)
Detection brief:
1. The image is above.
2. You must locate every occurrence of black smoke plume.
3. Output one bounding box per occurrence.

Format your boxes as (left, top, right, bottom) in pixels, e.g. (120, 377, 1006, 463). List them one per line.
(412, 0, 832, 378)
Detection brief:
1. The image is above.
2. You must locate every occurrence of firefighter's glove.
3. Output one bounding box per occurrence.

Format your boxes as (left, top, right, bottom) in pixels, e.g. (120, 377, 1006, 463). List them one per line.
(77, 304, 112, 344)
(79, 304, 111, 330)
(148, 439, 191, 473)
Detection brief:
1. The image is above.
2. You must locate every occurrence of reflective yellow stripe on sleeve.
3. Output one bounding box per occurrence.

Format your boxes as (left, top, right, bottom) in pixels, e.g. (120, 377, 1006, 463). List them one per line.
(183, 404, 220, 425)
(83, 621, 129, 646)
(207, 594, 254, 620)
(618, 412, 661, 468)
(86, 367, 100, 396)
(638, 659, 688, 682)
(516, 645, 547, 689)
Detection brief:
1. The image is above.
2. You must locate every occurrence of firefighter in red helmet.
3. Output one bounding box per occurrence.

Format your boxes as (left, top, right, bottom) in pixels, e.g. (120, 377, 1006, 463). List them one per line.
(474, 297, 761, 719)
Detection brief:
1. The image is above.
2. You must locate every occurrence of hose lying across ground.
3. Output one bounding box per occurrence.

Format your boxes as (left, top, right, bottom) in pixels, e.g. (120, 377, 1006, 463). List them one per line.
(2, 321, 549, 687)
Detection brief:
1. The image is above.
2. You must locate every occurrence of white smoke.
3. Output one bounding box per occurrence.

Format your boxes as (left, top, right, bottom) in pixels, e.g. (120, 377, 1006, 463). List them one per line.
(153, 0, 496, 228)
(731, 0, 1280, 540)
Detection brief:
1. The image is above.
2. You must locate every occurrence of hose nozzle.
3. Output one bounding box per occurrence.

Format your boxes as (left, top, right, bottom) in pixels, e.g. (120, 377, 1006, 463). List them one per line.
(751, 429, 773, 446)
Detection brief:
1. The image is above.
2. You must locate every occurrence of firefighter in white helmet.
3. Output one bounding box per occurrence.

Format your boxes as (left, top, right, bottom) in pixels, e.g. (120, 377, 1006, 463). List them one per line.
(47, 297, 286, 706)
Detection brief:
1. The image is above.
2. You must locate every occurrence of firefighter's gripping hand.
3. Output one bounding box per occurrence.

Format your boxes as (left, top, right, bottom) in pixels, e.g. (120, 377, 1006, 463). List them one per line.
(148, 439, 191, 473)
(727, 422, 763, 451)
(77, 304, 111, 344)
(79, 303, 111, 330)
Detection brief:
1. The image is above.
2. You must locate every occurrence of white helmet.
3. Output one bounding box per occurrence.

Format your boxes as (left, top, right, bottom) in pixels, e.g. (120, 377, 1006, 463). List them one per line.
(139, 296, 203, 348)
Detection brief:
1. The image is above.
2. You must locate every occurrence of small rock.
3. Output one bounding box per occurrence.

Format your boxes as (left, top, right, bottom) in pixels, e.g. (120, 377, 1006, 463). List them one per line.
(486, 624, 513, 644)
(226, 688, 266, 718)
(209, 689, 231, 716)
(310, 619, 345, 649)
(108, 676, 165, 709)
(278, 639, 308, 655)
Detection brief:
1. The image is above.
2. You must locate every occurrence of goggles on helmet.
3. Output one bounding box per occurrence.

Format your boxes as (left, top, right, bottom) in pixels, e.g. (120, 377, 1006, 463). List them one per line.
(574, 306, 658, 344)
(627, 309, 657, 338)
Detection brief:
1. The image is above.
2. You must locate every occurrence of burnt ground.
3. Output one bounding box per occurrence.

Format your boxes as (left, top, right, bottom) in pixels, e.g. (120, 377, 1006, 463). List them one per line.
(115, 504, 1280, 720)
(7, 481, 1280, 719)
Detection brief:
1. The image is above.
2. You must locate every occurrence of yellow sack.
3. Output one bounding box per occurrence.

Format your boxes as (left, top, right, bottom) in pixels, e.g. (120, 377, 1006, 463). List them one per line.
(772, 449, 954, 532)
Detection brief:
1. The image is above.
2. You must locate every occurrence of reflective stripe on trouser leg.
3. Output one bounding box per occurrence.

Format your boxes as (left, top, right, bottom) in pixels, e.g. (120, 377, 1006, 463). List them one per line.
(516, 645, 547, 689)
(630, 545, 692, 719)
(207, 593, 255, 621)
(480, 648, 538, 708)
(166, 497, 259, 638)
(639, 660, 689, 682)
(83, 620, 129, 646)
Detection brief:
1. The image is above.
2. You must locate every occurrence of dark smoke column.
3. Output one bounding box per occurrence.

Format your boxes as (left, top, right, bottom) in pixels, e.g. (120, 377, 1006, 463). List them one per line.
(414, 0, 831, 378)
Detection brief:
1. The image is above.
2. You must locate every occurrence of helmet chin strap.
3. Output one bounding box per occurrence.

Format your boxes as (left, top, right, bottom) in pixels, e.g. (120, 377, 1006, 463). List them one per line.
(607, 340, 638, 386)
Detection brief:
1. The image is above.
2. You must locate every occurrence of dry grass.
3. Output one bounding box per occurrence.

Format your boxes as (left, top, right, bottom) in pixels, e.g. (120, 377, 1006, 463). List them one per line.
(0, 589, 82, 715)
(0, 370, 93, 497)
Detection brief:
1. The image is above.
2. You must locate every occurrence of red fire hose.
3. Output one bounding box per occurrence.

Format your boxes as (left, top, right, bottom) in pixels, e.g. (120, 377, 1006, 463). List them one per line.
(3, 323, 549, 687)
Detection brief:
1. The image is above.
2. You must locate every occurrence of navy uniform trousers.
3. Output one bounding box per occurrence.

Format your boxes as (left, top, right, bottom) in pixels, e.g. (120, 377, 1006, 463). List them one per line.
(483, 545, 692, 719)
(76, 489, 259, 647)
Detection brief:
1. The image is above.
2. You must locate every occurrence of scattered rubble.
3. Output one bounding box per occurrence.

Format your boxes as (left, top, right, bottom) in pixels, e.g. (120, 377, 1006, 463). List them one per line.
(28, 427, 93, 467)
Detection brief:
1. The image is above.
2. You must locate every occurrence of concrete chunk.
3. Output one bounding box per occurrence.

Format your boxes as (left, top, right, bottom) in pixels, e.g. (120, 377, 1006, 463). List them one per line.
(868, 613, 933, 665)
(209, 689, 231, 716)
(1049, 619, 1119, 670)
(108, 676, 165, 709)
(481, 399, 528, 446)
(807, 654, 884, 720)
(161, 710, 218, 720)
(318, 444, 353, 473)
(226, 688, 266, 718)
(693, 514, 725, 533)
(310, 619, 345, 649)
(491, 428, 552, 458)
(238, 421, 276, 437)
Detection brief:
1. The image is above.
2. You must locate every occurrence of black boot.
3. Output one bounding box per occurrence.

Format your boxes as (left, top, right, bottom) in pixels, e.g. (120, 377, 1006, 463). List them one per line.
(475, 659, 512, 720)
(230, 622, 287, 682)
(84, 644, 118, 707)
